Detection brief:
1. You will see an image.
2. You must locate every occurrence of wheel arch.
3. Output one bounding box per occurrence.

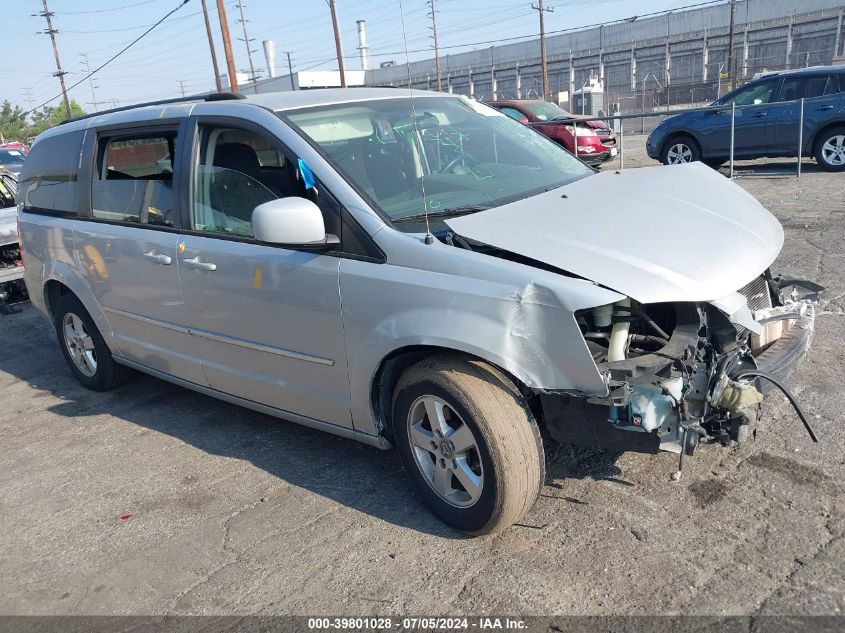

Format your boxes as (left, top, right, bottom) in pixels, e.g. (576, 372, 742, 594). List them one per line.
(660, 131, 702, 160)
(39, 264, 116, 351)
(370, 345, 540, 443)
(809, 121, 845, 155)
(43, 278, 71, 320)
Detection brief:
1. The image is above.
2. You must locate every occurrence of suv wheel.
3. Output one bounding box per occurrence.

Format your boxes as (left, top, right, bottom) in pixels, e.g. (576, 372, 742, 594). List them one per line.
(661, 136, 700, 165)
(54, 293, 125, 391)
(392, 355, 544, 535)
(814, 128, 845, 172)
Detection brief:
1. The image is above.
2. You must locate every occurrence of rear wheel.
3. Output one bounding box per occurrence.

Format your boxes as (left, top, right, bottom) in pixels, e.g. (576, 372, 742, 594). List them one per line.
(814, 128, 845, 172)
(392, 355, 544, 535)
(54, 293, 124, 391)
(661, 136, 701, 165)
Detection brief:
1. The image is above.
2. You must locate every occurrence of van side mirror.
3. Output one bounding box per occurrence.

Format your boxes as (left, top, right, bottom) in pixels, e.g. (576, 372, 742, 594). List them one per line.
(252, 197, 337, 249)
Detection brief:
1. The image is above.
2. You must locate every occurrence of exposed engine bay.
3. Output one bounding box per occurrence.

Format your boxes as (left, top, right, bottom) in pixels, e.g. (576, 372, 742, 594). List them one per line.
(556, 271, 821, 457)
(443, 228, 821, 460)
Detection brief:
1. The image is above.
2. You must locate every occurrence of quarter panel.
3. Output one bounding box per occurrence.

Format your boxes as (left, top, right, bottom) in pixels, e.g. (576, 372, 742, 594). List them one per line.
(339, 237, 625, 437)
(19, 216, 114, 339)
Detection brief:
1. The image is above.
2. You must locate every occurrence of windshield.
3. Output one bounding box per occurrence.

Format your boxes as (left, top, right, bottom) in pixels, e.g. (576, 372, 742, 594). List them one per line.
(0, 150, 25, 164)
(523, 101, 570, 121)
(284, 96, 591, 225)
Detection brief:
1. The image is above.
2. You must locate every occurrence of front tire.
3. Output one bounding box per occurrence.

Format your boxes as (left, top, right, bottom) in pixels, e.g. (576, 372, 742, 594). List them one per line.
(392, 355, 544, 535)
(661, 136, 701, 165)
(54, 293, 124, 391)
(814, 127, 845, 172)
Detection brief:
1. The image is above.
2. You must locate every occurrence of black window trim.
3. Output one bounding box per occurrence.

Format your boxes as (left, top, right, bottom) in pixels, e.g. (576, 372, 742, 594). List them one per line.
(180, 114, 385, 262)
(72, 120, 186, 229)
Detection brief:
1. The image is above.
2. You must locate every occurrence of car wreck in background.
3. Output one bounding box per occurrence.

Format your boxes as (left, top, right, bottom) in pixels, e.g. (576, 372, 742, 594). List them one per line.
(18, 90, 820, 535)
(0, 170, 25, 310)
(487, 99, 618, 165)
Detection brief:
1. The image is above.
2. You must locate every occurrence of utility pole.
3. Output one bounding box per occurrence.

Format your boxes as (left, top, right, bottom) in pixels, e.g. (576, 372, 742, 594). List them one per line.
(79, 53, 104, 112)
(200, 0, 223, 92)
(177, 80, 187, 97)
(727, 0, 737, 89)
(427, 0, 442, 91)
(38, 0, 71, 118)
(236, 0, 259, 88)
(22, 87, 35, 111)
(328, 0, 346, 87)
(284, 51, 296, 90)
(531, 0, 554, 101)
(216, 0, 239, 93)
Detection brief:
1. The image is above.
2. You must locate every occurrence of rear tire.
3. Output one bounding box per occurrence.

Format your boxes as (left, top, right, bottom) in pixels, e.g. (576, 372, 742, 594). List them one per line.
(392, 355, 544, 535)
(814, 127, 845, 172)
(661, 135, 701, 165)
(54, 293, 124, 391)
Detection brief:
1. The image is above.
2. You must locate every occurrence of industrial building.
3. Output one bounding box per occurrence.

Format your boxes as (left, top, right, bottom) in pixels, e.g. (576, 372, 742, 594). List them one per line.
(364, 0, 845, 113)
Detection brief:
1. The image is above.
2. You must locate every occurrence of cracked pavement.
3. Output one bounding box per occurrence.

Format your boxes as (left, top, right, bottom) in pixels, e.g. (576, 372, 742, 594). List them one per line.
(1, 146, 844, 616)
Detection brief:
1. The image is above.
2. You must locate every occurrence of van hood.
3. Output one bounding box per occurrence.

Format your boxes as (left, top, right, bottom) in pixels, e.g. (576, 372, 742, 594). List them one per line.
(445, 162, 784, 304)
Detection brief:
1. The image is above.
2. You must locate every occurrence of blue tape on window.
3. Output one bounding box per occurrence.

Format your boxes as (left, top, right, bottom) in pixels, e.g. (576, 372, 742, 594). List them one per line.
(298, 158, 315, 190)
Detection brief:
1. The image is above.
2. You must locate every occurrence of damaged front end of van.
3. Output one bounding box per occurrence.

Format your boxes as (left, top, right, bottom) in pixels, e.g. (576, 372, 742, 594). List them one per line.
(445, 163, 822, 459)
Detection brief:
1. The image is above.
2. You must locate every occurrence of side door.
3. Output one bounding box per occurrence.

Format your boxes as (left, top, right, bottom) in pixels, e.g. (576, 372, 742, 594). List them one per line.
(771, 74, 840, 153)
(703, 78, 780, 157)
(176, 117, 352, 428)
(75, 123, 206, 384)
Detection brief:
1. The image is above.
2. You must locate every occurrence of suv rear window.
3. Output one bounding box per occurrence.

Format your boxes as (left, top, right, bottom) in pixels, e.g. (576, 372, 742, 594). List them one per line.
(92, 134, 176, 226)
(18, 130, 84, 215)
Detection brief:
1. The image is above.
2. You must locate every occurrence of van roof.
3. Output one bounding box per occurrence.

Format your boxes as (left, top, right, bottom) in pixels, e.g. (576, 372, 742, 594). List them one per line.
(60, 87, 445, 126)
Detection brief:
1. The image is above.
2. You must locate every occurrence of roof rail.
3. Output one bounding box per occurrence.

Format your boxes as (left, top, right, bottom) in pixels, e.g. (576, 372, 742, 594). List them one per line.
(60, 92, 246, 125)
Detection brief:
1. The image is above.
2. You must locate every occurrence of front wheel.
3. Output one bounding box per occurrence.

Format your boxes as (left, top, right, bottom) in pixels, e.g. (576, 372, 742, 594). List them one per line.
(392, 355, 545, 535)
(814, 128, 845, 172)
(661, 136, 701, 165)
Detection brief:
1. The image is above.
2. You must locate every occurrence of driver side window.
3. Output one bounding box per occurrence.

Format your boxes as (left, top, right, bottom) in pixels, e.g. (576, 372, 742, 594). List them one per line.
(192, 126, 308, 238)
(726, 80, 778, 106)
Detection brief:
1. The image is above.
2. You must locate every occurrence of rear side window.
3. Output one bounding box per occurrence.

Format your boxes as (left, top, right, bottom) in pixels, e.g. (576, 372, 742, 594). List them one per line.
(91, 134, 176, 226)
(18, 130, 84, 215)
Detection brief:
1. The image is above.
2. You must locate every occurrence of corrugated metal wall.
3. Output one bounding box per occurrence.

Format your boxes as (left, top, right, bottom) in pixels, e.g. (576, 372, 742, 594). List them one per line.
(368, 0, 845, 110)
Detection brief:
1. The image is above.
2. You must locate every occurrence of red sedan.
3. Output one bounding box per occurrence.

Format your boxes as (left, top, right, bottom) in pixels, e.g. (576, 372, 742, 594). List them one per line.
(487, 99, 617, 166)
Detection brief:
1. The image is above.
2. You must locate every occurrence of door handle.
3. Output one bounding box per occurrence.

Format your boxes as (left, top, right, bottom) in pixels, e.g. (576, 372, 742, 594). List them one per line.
(182, 257, 217, 272)
(143, 251, 172, 265)
(751, 111, 768, 118)
(816, 105, 834, 111)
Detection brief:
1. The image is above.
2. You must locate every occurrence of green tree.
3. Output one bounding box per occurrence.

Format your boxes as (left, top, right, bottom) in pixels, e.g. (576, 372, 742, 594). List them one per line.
(0, 99, 86, 144)
(0, 101, 29, 142)
(27, 100, 86, 138)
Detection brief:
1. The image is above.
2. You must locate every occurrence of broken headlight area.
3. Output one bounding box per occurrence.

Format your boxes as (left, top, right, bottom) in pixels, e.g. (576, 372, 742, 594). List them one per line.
(541, 272, 821, 457)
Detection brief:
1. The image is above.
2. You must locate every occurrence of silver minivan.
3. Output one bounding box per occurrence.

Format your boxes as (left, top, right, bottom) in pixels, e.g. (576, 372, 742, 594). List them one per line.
(18, 89, 820, 534)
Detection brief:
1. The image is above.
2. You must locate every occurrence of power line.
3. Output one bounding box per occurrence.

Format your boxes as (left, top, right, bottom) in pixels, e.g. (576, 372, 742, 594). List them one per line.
(21, 0, 191, 122)
(54, 0, 165, 15)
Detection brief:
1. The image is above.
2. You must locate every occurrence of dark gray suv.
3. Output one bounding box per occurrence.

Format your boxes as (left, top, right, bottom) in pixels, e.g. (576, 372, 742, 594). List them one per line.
(647, 66, 845, 171)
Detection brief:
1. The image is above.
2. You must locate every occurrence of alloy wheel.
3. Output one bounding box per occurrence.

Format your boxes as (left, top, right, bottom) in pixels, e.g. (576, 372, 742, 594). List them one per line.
(666, 142, 693, 164)
(406, 395, 484, 508)
(62, 312, 97, 377)
(821, 135, 845, 167)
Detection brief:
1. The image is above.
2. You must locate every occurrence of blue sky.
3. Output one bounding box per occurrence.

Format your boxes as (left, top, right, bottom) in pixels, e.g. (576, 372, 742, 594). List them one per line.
(2, 0, 709, 113)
